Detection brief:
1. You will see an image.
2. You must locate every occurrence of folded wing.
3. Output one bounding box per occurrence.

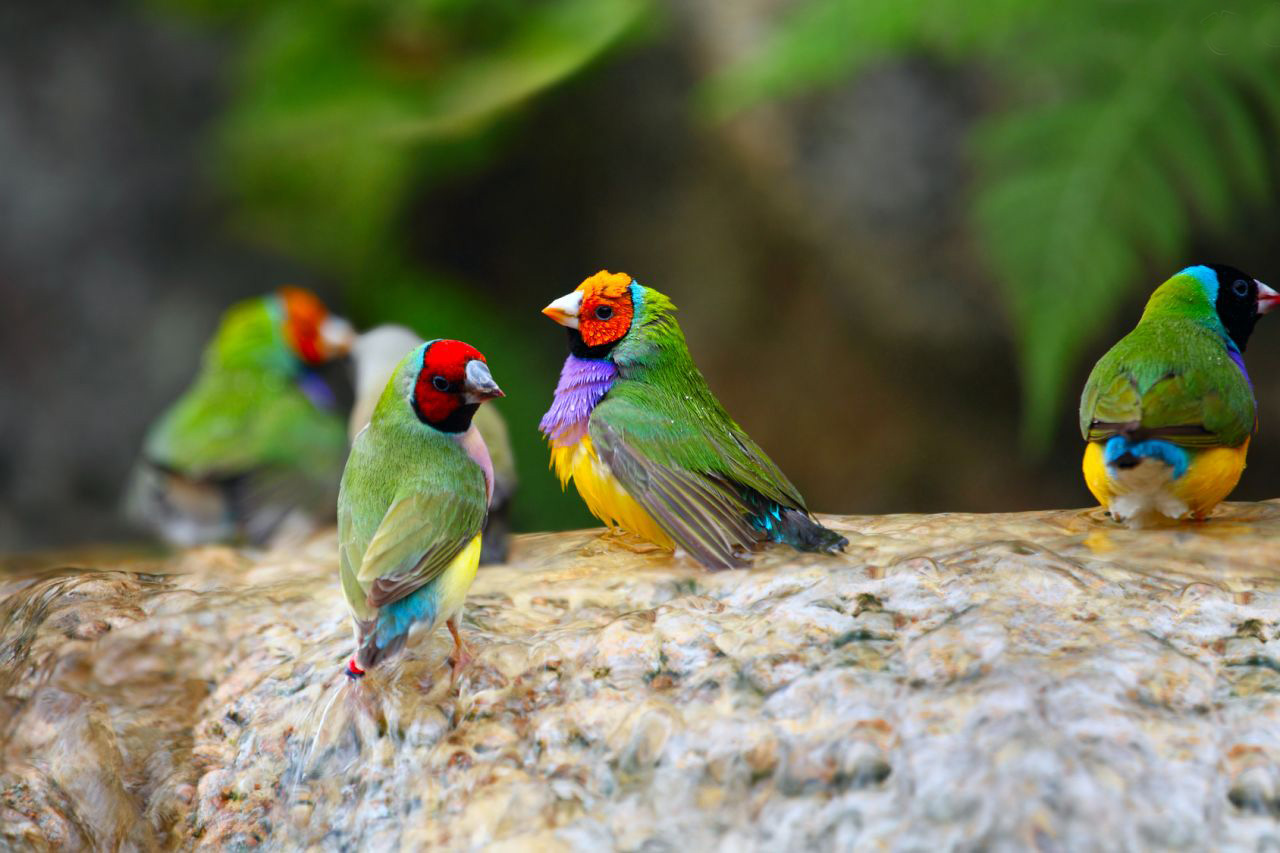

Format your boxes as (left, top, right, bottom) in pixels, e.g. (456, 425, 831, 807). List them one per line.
(589, 386, 810, 569)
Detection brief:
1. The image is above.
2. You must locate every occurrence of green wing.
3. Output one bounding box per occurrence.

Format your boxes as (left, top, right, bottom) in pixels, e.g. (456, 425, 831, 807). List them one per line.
(338, 434, 486, 621)
(589, 380, 807, 568)
(145, 368, 346, 477)
(143, 367, 348, 540)
(1079, 319, 1255, 447)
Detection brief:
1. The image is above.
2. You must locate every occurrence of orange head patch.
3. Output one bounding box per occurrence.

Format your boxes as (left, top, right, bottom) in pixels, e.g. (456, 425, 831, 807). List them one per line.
(576, 270, 635, 349)
(278, 286, 332, 365)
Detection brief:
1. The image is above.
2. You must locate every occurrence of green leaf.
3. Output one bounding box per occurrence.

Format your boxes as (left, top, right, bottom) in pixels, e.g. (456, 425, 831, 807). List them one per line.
(706, 0, 1280, 453)
(377, 0, 651, 141)
(700, 0, 1054, 118)
(204, 0, 648, 268)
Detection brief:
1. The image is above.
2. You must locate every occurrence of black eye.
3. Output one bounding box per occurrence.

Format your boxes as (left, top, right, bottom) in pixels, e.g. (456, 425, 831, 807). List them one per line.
(432, 375, 449, 392)
(1232, 279, 1251, 298)
(595, 305, 613, 321)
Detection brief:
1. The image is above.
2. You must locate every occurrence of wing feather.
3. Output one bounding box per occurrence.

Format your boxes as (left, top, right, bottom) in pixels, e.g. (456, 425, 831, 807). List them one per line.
(589, 403, 769, 570)
(1080, 320, 1255, 448)
(355, 489, 485, 609)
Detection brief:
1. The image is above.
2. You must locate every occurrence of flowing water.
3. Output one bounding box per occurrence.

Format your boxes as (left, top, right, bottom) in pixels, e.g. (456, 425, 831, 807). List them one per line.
(3, 505, 1280, 849)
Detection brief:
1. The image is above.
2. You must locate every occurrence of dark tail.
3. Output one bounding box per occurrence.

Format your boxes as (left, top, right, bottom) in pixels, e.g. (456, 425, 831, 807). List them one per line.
(351, 626, 406, 674)
(775, 508, 848, 554)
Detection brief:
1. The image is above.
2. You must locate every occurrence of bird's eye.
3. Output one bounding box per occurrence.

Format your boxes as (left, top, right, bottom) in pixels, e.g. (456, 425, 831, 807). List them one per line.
(594, 305, 614, 321)
(432, 375, 450, 392)
(1233, 279, 1251, 298)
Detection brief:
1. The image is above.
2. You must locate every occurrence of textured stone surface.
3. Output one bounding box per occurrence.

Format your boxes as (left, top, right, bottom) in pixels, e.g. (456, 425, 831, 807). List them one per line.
(4, 506, 1280, 849)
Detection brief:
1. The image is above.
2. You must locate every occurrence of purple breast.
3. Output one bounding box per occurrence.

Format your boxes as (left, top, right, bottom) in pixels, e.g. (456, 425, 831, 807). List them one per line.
(297, 369, 337, 411)
(539, 355, 618, 447)
(1228, 348, 1254, 391)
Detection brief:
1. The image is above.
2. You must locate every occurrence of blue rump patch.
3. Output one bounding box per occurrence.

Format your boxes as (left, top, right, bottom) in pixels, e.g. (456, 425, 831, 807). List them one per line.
(750, 504, 786, 541)
(376, 584, 438, 648)
(1104, 435, 1190, 479)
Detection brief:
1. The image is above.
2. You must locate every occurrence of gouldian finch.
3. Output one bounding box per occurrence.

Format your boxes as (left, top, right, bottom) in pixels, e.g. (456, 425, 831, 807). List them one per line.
(1080, 264, 1278, 526)
(130, 287, 356, 546)
(338, 339, 504, 679)
(539, 270, 847, 569)
(349, 325, 518, 565)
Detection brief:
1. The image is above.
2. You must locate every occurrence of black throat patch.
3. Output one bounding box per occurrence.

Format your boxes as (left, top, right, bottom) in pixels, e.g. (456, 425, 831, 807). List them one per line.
(567, 327, 619, 360)
(411, 399, 479, 434)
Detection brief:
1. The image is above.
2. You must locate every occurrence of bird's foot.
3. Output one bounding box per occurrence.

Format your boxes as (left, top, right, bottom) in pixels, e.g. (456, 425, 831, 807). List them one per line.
(446, 617, 472, 683)
(449, 649, 473, 683)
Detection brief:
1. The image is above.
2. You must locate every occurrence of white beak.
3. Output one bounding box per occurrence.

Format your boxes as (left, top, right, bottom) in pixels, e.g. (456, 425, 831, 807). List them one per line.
(542, 291, 582, 329)
(1257, 281, 1280, 315)
(319, 315, 357, 356)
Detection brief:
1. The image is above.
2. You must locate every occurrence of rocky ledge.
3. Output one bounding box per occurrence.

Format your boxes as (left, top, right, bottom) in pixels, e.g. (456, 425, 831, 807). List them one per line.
(3, 505, 1280, 850)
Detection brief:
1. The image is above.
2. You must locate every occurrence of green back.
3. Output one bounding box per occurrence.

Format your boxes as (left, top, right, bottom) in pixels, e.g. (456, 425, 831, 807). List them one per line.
(1079, 274, 1256, 447)
(338, 350, 487, 621)
(144, 295, 346, 477)
(601, 285, 806, 508)
(207, 295, 295, 372)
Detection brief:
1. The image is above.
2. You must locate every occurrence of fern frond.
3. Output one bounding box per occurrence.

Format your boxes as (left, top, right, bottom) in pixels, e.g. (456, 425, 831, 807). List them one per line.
(706, 0, 1280, 450)
(977, 4, 1280, 448)
(701, 0, 1056, 117)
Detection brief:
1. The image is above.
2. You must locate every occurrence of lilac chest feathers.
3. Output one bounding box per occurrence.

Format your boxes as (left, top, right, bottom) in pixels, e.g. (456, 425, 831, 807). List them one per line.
(459, 426, 495, 504)
(1228, 348, 1254, 391)
(539, 355, 618, 448)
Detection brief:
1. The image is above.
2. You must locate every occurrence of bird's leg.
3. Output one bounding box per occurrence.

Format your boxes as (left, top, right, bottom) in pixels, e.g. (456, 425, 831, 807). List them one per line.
(447, 617, 472, 682)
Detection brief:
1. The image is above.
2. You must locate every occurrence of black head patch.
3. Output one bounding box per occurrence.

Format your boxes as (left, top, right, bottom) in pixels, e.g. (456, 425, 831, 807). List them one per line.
(567, 326, 622, 360)
(1208, 263, 1262, 351)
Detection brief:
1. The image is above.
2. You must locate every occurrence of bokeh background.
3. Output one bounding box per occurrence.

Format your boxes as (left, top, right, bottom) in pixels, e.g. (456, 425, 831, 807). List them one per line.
(3, 0, 1280, 550)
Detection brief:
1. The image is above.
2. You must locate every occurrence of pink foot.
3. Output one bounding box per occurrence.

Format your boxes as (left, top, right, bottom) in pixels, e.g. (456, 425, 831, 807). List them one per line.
(447, 617, 472, 683)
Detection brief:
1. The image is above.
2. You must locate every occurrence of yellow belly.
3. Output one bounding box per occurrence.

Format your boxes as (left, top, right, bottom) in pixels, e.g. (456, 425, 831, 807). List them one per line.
(434, 533, 482, 625)
(549, 436, 674, 549)
(1082, 439, 1248, 520)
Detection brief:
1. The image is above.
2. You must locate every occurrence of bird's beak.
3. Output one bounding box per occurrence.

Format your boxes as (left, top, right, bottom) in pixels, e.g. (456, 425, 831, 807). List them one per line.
(542, 291, 582, 329)
(1257, 281, 1280, 315)
(319, 315, 358, 357)
(464, 359, 505, 403)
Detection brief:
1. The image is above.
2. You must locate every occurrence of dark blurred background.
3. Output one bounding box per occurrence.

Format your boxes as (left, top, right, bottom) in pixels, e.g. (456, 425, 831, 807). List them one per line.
(3, 0, 1279, 550)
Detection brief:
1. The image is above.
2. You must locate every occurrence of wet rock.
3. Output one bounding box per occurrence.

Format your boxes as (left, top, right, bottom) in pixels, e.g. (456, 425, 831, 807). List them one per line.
(4, 504, 1280, 848)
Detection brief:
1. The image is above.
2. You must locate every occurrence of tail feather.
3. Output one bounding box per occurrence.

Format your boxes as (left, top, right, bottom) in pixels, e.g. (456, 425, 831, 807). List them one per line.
(126, 457, 334, 548)
(124, 461, 237, 546)
(774, 508, 848, 554)
(743, 492, 847, 555)
(353, 628, 406, 673)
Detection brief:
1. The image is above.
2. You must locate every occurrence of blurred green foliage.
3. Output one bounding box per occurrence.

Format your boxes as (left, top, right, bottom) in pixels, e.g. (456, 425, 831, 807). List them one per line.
(156, 0, 650, 530)
(705, 0, 1280, 451)
(155, 0, 1280, 487)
